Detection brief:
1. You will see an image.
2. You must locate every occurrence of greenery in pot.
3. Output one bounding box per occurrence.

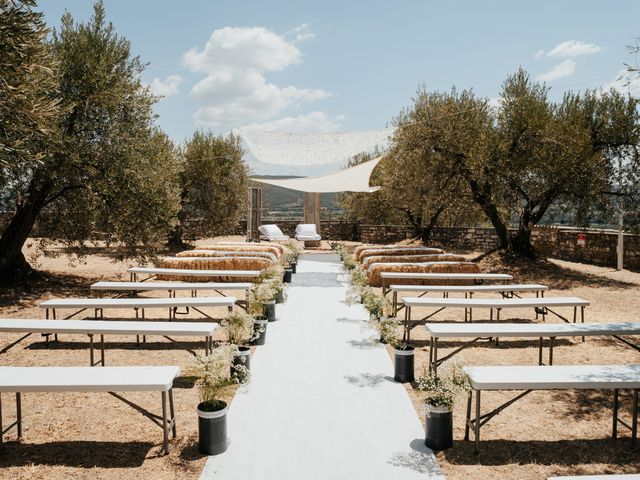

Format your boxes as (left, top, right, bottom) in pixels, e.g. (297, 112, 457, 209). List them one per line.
(283, 240, 303, 263)
(417, 364, 471, 412)
(271, 280, 287, 302)
(341, 254, 357, 271)
(248, 282, 277, 316)
(222, 311, 254, 345)
(190, 346, 240, 411)
(372, 316, 403, 346)
(256, 265, 284, 283)
(360, 287, 390, 320)
(345, 266, 369, 304)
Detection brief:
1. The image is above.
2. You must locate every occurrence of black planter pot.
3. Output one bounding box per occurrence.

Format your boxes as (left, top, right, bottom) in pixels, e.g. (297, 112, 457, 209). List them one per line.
(283, 268, 293, 283)
(275, 290, 285, 304)
(231, 346, 251, 382)
(264, 301, 276, 322)
(198, 401, 228, 455)
(251, 318, 268, 345)
(393, 345, 415, 383)
(291, 262, 297, 274)
(424, 407, 453, 451)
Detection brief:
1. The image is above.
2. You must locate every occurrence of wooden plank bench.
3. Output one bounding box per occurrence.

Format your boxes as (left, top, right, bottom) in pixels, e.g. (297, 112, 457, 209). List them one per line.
(389, 283, 549, 316)
(0, 319, 219, 366)
(91, 281, 252, 308)
(426, 322, 640, 375)
(463, 364, 640, 454)
(0, 365, 180, 454)
(380, 272, 513, 296)
(128, 267, 261, 282)
(39, 296, 236, 321)
(402, 296, 590, 341)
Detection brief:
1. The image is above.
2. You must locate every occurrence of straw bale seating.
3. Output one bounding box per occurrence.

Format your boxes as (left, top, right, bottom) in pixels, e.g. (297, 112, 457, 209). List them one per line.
(353, 244, 399, 260)
(176, 249, 277, 263)
(366, 261, 480, 287)
(199, 243, 284, 259)
(156, 256, 270, 281)
(362, 253, 466, 270)
(357, 247, 445, 263)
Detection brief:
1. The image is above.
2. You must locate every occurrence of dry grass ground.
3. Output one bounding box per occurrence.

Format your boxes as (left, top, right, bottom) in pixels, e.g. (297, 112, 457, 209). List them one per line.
(0, 237, 258, 480)
(380, 251, 640, 479)
(2, 238, 639, 479)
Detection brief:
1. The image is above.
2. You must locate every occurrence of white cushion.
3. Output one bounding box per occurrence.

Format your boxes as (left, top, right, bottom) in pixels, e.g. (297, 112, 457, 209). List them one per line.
(259, 224, 287, 239)
(295, 224, 317, 236)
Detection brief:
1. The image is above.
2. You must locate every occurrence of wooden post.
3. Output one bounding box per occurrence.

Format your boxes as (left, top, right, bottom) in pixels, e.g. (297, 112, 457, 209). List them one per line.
(246, 187, 262, 242)
(303, 192, 321, 234)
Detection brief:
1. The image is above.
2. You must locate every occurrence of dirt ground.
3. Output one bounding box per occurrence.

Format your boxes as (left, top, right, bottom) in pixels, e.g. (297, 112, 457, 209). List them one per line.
(1, 238, 639, 479)
(380, 251, 640, 479)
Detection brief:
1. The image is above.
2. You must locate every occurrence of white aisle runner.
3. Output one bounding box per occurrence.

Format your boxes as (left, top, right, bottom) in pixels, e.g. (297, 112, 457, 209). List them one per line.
(200, 254, 444, 480)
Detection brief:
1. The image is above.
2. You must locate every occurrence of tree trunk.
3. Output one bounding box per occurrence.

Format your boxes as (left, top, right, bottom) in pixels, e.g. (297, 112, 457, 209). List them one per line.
(167, 224, 187, 251)
(0, 179, 52, 284)
(509, 206, 537, 258)
(420, 205, 446, 244)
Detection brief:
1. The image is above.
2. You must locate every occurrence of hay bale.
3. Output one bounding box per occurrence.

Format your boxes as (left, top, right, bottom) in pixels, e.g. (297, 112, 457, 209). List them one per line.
(199, 244, 283, 259)
(361, 254, 466, 270)
(156, 256, 271, 282)
(214, 241, 287, 256)
(353, 244, 399, 261)
(358, 247, 445, 263)
(176, 250, 277, 263)
(366, 261, 480, 287)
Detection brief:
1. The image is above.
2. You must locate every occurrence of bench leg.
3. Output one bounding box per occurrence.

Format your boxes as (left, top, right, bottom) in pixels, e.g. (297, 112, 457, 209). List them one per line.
(169, 389, 177, 438)
(100, 334, 105, 366)
(16, 393, 21, 438)
(474, 389, 481, 454)
(161, 391, 169, 454)
(633, 389, 638, 445)
(464, 391, 472, 441)
(613, 388, 619, 438)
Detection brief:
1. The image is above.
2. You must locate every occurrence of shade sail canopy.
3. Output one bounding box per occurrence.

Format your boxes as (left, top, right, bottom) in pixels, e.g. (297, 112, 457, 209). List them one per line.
(235, 128, 393, 167)
(252, 157, 382, 193)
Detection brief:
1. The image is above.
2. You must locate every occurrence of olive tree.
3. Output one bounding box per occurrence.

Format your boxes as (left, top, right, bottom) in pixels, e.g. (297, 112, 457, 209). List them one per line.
(169, 131, 249, 248)
(0, 2, 181, 282)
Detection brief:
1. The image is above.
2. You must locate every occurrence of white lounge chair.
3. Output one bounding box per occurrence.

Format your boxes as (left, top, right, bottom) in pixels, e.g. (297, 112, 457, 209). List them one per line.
(258, 224, 290, 242)
(295, 223, 321, 242)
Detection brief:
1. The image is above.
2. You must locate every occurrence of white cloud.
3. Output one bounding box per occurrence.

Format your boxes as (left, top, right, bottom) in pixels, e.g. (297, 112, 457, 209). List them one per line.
(548, 40, 602, 58)
(183, 26, 329, 130)
(600, 69, 640, 97)
(240, 111, 345, 133)
(536, 59, 576, 82)
(287, 23, 315, 43)
(534, 49, 545, 60)
(149, 75, 182, 98)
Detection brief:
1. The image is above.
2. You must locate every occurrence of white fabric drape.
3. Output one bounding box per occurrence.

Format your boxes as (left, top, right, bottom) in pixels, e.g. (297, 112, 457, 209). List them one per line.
(235, 128, 393, 166)
(252, 157, 382, 193)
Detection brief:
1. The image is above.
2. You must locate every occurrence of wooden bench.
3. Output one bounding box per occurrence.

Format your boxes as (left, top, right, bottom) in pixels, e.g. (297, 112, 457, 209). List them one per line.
(380, 272, 513, 295)
(128, 266, 260, 282)
(0, 365, 180, 454)
(39, 296, 236, 321)
(91, 281, 251, 308)
(389, 283, 548, 316)
(0, 319, 219, 366)
(426, 322, 640, 374)
(463, 364, 640, 454)
(402, 296, 590, 341)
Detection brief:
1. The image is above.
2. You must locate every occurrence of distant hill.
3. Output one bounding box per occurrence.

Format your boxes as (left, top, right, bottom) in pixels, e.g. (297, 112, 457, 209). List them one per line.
(251, 176, 342, 220)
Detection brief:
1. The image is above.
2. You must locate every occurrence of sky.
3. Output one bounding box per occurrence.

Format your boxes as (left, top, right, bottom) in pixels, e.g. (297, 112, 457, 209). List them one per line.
(38, 0, 640, 174)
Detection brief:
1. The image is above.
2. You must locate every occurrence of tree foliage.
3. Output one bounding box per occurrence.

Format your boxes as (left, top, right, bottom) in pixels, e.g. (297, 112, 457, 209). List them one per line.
(0, 1, 181, 281)
(170, 131, 249, 247)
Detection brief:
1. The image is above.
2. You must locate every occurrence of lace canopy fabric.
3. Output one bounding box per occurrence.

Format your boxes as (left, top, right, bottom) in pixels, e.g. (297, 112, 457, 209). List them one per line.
(235, 128, 394, 166)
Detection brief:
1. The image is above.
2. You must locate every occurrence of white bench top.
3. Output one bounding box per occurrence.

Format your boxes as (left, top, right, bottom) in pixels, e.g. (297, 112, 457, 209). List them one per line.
(391, 283, 548, 293)
(464, 364, 640, 390)
(129, 267, 261, 278)
(403, 296, 589, 308)
(0, 319, 218, 336)
(39, 296, 236, 309)
(91, 281, 252, 291)
(0, 366, 180, 392)
(380, 272, 513, 280)
(426, 322, 640, 338)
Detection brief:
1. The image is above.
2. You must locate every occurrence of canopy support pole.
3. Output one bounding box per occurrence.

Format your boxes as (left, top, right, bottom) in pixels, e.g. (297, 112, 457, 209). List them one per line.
(303, 192, 321, 234)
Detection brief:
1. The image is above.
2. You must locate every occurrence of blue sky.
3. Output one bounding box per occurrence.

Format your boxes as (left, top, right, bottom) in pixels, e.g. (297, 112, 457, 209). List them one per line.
(39, 1, 640, 169)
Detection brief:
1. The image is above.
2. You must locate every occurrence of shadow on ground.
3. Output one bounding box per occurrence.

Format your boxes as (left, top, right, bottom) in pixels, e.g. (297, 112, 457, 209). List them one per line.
(0, 441, 153, 468)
